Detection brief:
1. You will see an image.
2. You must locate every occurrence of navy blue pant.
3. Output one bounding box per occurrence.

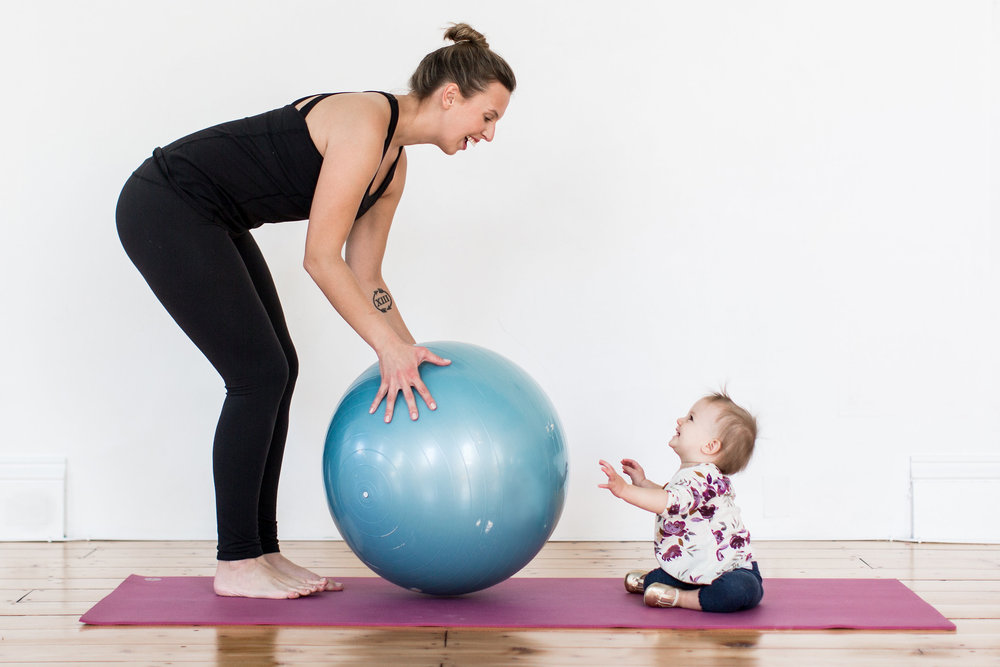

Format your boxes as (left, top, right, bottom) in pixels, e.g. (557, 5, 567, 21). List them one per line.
(645, 562, 763, 613)
(116, 159, 297, 561)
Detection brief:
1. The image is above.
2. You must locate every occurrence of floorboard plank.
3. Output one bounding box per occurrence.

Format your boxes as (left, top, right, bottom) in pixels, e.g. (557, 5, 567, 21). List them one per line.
(1, 540, 997, 665)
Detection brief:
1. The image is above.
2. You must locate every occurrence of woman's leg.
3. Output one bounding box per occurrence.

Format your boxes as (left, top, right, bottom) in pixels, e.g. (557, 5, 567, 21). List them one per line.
(229, 234, 340, 592)
(230, 232, 297, 556)
(116, 169, 313, 597)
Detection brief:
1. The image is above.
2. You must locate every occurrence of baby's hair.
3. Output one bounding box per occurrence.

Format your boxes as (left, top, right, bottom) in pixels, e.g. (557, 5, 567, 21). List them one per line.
(409, 23, 516, 100)
(703, 389, 758, 475)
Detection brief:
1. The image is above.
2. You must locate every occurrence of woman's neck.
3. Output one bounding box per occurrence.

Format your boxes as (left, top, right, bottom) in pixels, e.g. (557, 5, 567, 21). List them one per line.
(390, 93, 438, 148)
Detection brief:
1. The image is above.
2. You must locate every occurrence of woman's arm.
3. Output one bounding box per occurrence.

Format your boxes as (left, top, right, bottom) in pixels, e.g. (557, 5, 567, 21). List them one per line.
(343, 150, 452, 420)
(303, 100, 448, 422)
(344, 150, 415, 345)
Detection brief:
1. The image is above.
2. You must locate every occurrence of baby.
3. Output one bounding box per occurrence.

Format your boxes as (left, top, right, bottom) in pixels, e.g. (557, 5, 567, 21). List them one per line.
(599, 391, 762, 612)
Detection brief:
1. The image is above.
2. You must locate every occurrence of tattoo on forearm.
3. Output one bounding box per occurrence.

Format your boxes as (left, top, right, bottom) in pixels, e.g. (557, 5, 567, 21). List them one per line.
(373, 288, 393, 313)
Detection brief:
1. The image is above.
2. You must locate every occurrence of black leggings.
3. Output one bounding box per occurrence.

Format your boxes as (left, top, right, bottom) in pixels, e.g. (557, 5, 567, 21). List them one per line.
(116, 159, 297, 561)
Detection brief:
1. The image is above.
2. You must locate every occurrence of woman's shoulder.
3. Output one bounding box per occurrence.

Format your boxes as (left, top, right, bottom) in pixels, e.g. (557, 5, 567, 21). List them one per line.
(299, 92, 393, 122)
(299, 92, 396, 158)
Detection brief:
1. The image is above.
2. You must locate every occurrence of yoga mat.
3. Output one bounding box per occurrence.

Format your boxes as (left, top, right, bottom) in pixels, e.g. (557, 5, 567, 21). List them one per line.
(80, 576, 955, 630)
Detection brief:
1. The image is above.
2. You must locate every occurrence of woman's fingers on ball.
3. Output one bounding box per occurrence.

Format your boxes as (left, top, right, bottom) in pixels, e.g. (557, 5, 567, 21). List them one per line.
(413, 379, 436, 411)
(370, 385, 388, 414)
(405, 386, 423, 420)
(374, 356, 447, 421)
(415, 346, 449, 366)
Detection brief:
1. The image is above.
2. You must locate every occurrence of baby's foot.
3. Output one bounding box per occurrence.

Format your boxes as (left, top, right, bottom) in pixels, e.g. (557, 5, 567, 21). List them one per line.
(262, 552, 343, 592)
(624, 570, 646, 594)
(643, 584, 702, 610)
(644, 583, 681, 608)
(214, 557, 315, 599)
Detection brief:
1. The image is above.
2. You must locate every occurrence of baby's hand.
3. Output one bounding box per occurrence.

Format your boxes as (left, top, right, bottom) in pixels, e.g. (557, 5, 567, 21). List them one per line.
(621, 458, 646, 485)
(598, 459, 627, 498)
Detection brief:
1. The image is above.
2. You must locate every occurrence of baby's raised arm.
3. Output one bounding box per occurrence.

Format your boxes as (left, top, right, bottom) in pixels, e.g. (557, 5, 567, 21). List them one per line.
(599, 460, 670, 515)
(620, 459, 661, 489)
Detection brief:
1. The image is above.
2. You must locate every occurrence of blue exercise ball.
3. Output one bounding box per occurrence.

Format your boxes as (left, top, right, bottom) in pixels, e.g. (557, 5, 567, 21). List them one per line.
(323, 341, 568, 596)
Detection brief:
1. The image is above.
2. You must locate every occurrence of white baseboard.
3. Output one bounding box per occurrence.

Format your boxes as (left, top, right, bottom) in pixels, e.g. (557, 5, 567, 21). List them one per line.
(911, 455, 1000, 542)
(0, 458, 66, 541)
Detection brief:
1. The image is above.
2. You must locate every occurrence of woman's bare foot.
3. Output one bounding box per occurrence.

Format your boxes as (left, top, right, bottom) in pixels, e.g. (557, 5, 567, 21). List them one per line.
(214, 556, 316, 599)
(262, 552, 343, 592)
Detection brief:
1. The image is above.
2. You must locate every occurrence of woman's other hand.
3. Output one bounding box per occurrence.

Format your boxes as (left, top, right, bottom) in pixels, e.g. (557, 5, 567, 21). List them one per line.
(370, 342, 451, 422)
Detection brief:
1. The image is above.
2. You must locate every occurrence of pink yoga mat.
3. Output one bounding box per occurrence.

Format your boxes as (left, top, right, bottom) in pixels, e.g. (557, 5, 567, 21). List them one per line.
(79, 575, 954, 630)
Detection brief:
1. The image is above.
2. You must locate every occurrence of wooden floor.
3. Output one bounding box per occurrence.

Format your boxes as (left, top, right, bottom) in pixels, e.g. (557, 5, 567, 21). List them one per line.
(2, 540, 999, 665)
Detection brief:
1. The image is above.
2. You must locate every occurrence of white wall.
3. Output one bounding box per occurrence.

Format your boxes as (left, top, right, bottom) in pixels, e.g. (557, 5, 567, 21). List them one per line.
(1, 1, 997, 543)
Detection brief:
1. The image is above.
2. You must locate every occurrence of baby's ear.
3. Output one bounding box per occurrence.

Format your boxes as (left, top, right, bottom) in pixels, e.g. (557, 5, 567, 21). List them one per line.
(703, 439, 722, 456)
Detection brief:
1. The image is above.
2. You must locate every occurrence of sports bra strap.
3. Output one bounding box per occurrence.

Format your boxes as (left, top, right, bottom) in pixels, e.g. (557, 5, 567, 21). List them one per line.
(294, 91, 397, 134)
(377, 91, 399, 156)
(294, 93, 335, 118)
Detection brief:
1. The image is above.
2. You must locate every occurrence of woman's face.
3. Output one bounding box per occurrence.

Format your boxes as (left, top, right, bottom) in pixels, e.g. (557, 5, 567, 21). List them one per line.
(440, 81, 511, 155)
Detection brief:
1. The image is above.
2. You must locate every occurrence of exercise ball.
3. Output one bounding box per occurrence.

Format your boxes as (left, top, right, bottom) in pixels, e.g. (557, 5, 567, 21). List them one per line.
(323, 341, 568, 595)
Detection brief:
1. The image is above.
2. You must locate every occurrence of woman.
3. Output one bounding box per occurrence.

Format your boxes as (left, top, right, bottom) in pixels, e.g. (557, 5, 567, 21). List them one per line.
(116, 24, 515, 599)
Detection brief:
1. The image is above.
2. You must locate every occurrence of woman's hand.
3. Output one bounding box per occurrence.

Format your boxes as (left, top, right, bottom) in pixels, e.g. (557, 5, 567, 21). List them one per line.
(370, 342, 451, 422)
(620, 458, 647, 485)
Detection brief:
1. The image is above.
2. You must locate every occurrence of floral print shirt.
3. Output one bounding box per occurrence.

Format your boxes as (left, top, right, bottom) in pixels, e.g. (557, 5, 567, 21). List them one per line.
(653, 463, 753, 584)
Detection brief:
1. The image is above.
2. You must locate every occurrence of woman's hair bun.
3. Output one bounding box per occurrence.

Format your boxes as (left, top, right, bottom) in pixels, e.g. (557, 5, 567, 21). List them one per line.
(409, 22, 515, 99)
(444, 23, 489, 49)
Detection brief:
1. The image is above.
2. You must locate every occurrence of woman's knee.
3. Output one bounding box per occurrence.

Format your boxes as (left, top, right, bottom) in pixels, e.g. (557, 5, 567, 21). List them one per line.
(284, 346, 299, 393)
(258, 351, 292, 400)
(226, 349, 290, 402)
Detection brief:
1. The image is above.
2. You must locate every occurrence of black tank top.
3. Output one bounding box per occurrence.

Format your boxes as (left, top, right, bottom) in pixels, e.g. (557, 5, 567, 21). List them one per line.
(152, 92, 402, 233)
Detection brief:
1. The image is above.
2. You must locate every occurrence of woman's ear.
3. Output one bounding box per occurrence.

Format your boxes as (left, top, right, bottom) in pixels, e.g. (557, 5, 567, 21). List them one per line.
(440, 82, 460, 109)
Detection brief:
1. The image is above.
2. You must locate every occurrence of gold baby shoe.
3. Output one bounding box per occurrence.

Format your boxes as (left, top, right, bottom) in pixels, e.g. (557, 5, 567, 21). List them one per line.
(643, 583, 681, 608)
(624, 570, 646, 594)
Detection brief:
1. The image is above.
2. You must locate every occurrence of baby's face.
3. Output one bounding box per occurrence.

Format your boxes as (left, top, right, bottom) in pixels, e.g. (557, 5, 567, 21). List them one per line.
(668, 398, 723, 463)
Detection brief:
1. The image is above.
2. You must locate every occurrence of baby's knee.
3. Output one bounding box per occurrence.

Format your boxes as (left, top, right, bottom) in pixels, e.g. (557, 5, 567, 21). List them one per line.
(700, 569, 763, 612)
